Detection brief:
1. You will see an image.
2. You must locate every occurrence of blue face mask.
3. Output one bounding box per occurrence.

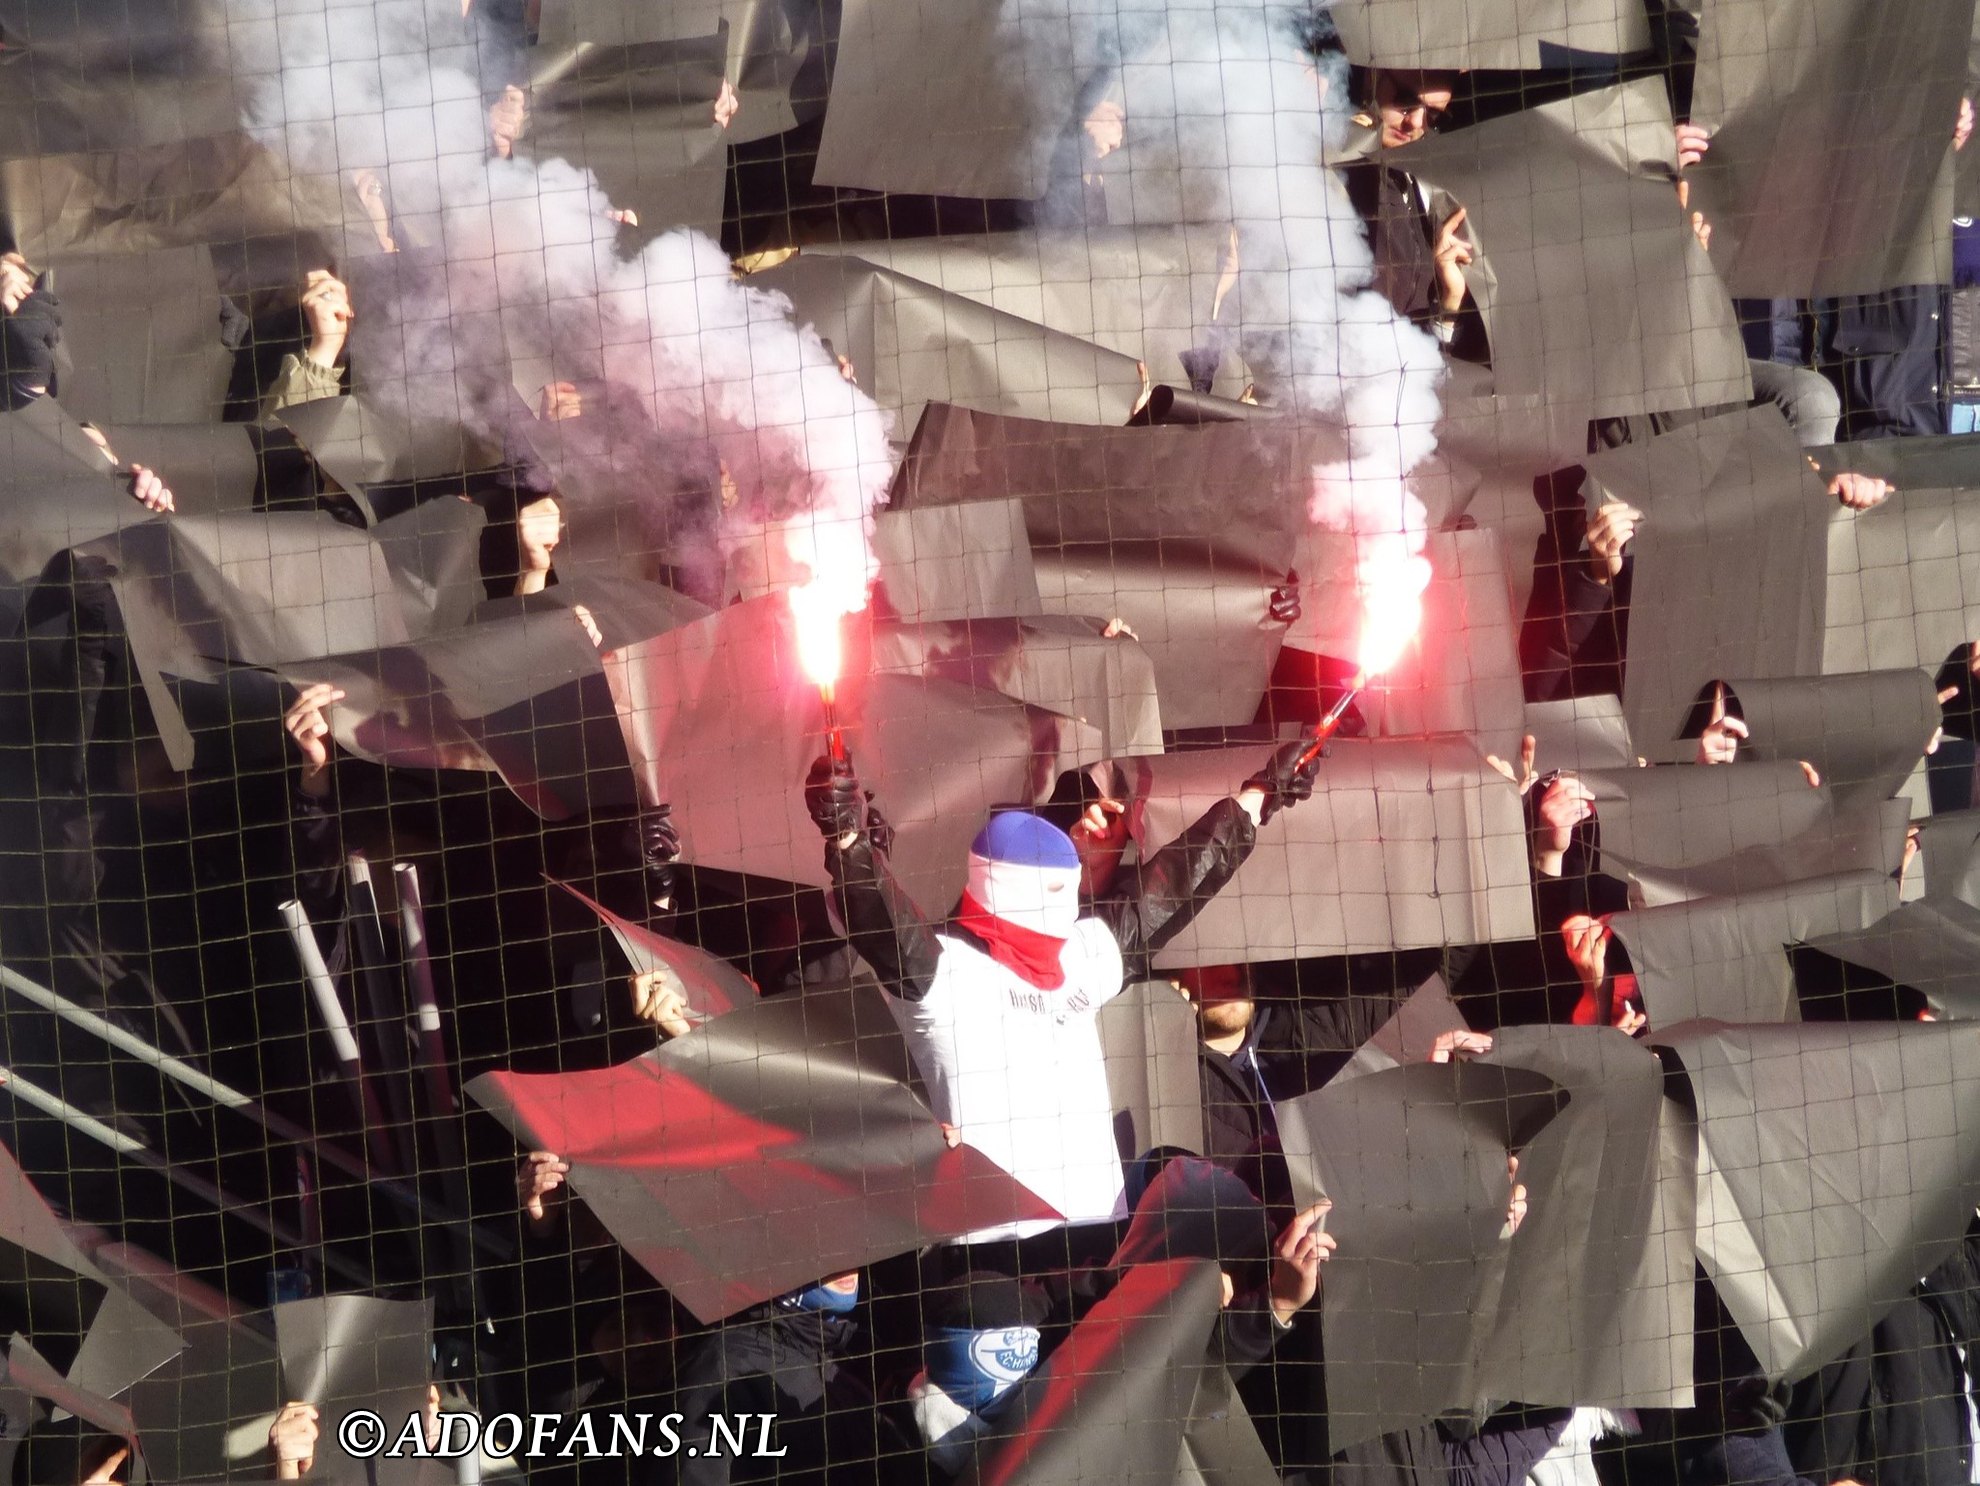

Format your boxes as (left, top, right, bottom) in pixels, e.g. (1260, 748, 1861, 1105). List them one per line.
(786, 1280, 859, 1314)
(924, 1325, 1040, 1414)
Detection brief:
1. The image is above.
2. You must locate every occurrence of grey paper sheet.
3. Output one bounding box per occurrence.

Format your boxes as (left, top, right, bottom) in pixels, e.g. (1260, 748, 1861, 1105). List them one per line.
(4, 1336, 139, 1458)
(872, 499, 1044, 625)
(806, 228, 1257, 402)
(547, 875, 756, 1022)
(1705, 671, 1941, 804)
(0, 398, 162, 583)
(753, 254, 1148, 434)
(1328, 0, 1649, 70)
(1521, 695, 1637, 775)
(274, 1295, 432, 1486)
(1577, 765, 1909, 908)
(602, 594, 1104, 910)
(963, 1259, 1224, 1486)
(868, 614, 1165, 759)
(35, 247, 234, 426)
(1332, 975, 1472, 1084)
(1689, 0, 1969, 297)
(522, 31, 730, 234)
(1031, 543, 1287, 732)
(1389, 80, 1751, 422)
(1825, 482, 1980, 676)
(1803, 895, 1980, 1021)
(467, 982, 1060, 1324)
(533, 0, 822, 144)
(1587, 408, 1833, 752)
(1609, 867, 1902, 1026)
(1472, 1027, 1695, 1413)
(1098, 980, 1206, 1163)
(63, 1284, 185, 1423)
(0, 1136, 109, 1344)
(1275, 1061, 1568, 1447)
(891, 402, 1324, 573)
(1656, 1019, 1980, 1382)
(1123, 739, 1535, 966)
(813, 0, 1068, 201)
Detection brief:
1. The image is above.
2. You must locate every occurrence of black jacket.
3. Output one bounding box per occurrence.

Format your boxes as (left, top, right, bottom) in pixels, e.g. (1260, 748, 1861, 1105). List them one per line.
(1783, 1227, 1980, 1486)
(824, 798, 1259, 1003)
(637, 1304, 880, 1486)
(1340, 158, 1490, 364)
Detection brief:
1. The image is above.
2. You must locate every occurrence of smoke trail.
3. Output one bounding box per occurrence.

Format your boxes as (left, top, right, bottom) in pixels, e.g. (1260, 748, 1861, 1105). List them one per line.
(236, 0, 896, 620)
(1088, 0, 1445, 666)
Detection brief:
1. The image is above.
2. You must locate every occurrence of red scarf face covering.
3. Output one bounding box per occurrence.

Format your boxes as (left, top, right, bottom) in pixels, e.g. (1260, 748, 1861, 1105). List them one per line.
(954, 891, 1069, 990)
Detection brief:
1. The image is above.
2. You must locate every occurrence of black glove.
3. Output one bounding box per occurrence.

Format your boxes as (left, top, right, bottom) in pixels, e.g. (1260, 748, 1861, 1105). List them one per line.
(806, 754, 893, 853)
(1242, 738, 1321, 824)
(1268, 570, 1302, 626)
(640, 805, 681, 908)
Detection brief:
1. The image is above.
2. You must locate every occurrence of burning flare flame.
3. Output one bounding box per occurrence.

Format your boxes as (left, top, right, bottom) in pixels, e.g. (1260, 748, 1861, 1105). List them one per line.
(785, 509, 871, 698)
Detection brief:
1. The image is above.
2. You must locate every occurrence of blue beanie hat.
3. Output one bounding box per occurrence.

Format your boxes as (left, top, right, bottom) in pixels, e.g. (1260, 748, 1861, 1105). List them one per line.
(970, 811, 1079, 871)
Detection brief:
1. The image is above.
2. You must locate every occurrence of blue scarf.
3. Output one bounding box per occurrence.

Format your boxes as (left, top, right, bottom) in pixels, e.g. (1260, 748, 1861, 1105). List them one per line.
(925, 1325, 1040, 1414)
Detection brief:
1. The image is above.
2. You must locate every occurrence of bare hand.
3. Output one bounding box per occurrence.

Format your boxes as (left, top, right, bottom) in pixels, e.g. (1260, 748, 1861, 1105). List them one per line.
(0, 251, 34, 315)
(1084, 99, 1126, 158)
(1502, 1154, 1529, 1239)
(1101, 617, 1139, 640)
(1432, 206, 1473, 314)
(284, 683, 345, 793)
(515, 495, 561, 595)
(1072, 796, 1127, 843)
(1958, 96, 1975, 152)
(1586, 501, 1641, 583)
(538, 381, 584, 421)
(424, 1384, 443, 1451)
(1533, 773, 1594, 872)
(1484, 734, 1540, 796)
(84, 1444, 131, 1485)
(271, 1402, 320, 1480)
(573, 603, 603, 648)
(939, 1122, 962, 1149)
(1696, 681, 1747, 765)
(1675, 122, 1712, 170)
(299, 269, 353, 367)
(519, 1151, 570, 1223)
(1270, 1201, 1336, 1322)
(1428, 1028, 1494, 1063)
(712, 78, 741, 129)
(128, 464, 176, 513)
(1829, 471, 1892, 510)
(630, 967, 693, 1039)
(1560, 913, 1612, 999)
(489, 84, 529, 158)
(1677, 177, 1712, 252)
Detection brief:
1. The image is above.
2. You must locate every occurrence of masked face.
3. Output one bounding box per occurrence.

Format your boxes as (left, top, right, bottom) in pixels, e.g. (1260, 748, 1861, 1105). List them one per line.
(967, 855, 1083, 939)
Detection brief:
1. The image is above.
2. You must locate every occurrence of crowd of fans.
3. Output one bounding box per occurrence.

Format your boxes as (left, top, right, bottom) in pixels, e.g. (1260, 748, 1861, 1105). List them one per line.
(0, 0, 1978, 1482)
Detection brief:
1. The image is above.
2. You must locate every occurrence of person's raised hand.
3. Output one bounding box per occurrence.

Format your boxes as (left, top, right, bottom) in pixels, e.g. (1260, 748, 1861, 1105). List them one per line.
(271, 1402, 320, 1480)
(1485, 733, 1540, 796)
(1502, 1154, 1529, 1239)
(0, 252, 35, 315)
(1585, 501, 1641, 583)
(1677, 177, 1712, 252)
(1428, 1028, 1494, 1063)
(630, 966, 693, 1039)
(284, 683, 345, 794)
(1084, 99, 1126, 158)
(128, 464, 176, 513)
(1432, 206, 1473, 314)
(1957, 96, 1975, 152)
(489, 84, 529, 158)
(712, 78, 741, 129)
(299, 270, 354, 367)
(1270, 1201, 1337, 1323)
(515, 495, 561, 596)
(1829, 471, 1892, 510)
(1675, 122, 1712, 170)
(518, 1151, 570, 1223)
(1696, 681, 1748, 765)
(538, 381, 585, 421)
(1561, 913, 1612, 1000)
(1532, 773, 1594, 873)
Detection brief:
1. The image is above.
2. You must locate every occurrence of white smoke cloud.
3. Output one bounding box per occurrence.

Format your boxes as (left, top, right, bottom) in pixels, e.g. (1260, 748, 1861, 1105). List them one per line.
(235, 0, 896, 619)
